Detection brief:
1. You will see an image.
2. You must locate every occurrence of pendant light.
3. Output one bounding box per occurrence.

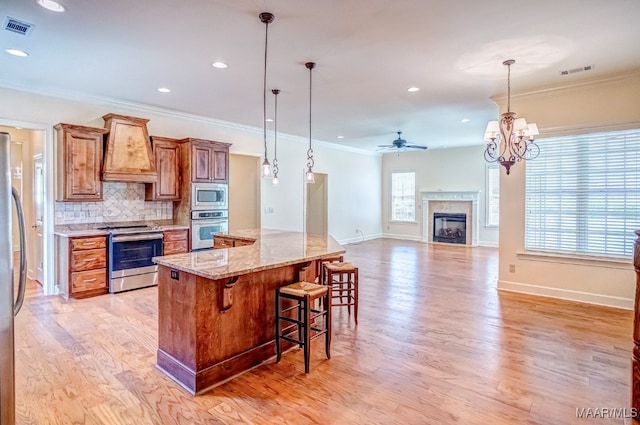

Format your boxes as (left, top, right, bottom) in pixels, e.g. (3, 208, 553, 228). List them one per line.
(260, 12, 275, 178)
(305, 61, 316, 184)
(271, 88, 280, 186)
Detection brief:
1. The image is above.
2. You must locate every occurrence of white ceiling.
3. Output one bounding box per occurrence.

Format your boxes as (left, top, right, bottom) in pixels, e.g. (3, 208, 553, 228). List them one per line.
(1, 0, 639, 151)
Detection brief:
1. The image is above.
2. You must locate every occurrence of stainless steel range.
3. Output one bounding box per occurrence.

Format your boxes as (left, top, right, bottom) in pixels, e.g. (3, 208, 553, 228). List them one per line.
(98, 224, 164, 293)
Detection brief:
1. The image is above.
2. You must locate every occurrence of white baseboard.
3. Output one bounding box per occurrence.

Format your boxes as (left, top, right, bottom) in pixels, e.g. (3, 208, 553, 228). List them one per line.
(339, 233, 383, 245)
(380, 233, 424, 242)
(478, 240, 499, 248)
(13, 245, 20, 251)
(26, 268, 35, 281)
(498, 279, 633, 310)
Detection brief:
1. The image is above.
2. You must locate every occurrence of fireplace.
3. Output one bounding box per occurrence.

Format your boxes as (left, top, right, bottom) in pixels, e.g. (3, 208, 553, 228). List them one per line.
(433, 213, 467, 244)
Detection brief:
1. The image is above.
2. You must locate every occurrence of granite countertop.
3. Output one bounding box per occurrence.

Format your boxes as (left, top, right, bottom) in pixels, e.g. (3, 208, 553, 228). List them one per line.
(54, 220, 189, 237)
(152, 229, 346, 280)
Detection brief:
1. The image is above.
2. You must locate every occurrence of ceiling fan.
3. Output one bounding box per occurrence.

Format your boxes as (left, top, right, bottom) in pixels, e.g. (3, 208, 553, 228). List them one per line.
(377, 131, 428, 151)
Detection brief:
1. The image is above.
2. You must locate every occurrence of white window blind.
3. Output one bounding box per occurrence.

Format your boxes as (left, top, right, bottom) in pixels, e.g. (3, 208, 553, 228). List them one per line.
(486, 165, 500, 227)
(525, 128, 640, 258)
(391, 171, 416, 221)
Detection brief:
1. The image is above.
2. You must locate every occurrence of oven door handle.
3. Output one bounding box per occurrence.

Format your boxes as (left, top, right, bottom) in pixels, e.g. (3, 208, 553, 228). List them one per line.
(112, 233, 164, 243)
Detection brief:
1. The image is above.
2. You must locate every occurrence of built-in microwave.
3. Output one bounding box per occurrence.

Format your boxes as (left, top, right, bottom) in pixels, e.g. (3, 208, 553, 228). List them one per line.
(192, 183, 227, 210)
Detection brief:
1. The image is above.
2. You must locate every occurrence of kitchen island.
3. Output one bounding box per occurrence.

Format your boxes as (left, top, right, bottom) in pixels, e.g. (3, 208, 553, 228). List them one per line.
(152, 229, 345, 394)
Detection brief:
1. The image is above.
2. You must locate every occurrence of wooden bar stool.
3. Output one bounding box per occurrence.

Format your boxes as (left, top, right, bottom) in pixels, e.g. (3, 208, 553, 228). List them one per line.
(316, 255, 344, 284)
(275, 281, 332, 373)
(322, 262, 359, 324)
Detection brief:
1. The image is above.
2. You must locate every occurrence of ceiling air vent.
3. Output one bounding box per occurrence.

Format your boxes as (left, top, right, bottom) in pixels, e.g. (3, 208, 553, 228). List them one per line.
(560, 65, 594, 76)
(4, 17, 35, 36)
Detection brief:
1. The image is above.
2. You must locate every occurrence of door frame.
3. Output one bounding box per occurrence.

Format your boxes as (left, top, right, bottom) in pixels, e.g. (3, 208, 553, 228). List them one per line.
(33, 153, 44, 283)
(0, 118, 55, 295)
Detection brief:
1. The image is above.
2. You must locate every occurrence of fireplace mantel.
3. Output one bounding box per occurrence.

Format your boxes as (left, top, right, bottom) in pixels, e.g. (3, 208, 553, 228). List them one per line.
(420, 191, 480, 246)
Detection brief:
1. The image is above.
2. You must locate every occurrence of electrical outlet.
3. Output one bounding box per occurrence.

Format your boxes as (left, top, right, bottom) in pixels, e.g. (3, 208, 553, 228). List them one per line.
(509, 264, 516, 273)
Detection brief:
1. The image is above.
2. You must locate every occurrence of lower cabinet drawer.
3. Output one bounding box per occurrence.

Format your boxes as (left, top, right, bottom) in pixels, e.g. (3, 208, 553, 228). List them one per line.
(164, 240, 189, 255)
(71, 248, 107, 272)
(71, 268, 107, 292)
(164, 229, 188, 242)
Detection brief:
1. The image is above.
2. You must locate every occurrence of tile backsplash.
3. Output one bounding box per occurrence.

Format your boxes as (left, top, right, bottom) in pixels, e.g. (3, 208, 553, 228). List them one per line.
(55, 182, 173, 225)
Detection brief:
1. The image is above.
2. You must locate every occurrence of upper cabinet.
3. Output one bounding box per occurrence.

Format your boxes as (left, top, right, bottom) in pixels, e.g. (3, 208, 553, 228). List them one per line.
(145, 136, 181, 201)
(55, 123, 108, 201)
(102, 113, 157, 183)
(180, 138, 230, 183)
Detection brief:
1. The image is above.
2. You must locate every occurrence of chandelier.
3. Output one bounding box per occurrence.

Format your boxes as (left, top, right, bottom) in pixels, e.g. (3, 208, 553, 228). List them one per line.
(260, 12, 274, 178)
(483, 59, 540, 175)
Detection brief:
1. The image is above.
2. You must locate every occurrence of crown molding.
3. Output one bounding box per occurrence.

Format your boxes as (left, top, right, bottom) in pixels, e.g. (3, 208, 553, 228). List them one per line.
(0, 80, 377, 157)
(491, 69, 640, 102)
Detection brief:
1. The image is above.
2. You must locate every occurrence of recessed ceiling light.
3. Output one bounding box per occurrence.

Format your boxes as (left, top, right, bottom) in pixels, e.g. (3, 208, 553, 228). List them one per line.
(460, 118, 471, 123)
(407, 87, 420, 92)
(265, 118, 273, 122)
(212, 62, 228, 69)
(157, 87, 171, 93)
(5, 48, 29, 57)
(337, 135, 344, 139)
(36, 0, 66, 12)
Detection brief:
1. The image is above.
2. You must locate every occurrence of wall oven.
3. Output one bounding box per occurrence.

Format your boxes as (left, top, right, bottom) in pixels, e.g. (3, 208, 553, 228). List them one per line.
(108, 230, 164, 293)
(191, 210, 228, 251)
(192, 183, 227, 210)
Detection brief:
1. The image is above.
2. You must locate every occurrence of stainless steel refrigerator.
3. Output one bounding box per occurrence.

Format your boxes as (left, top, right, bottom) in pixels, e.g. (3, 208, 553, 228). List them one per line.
(0, 132, 27, 425)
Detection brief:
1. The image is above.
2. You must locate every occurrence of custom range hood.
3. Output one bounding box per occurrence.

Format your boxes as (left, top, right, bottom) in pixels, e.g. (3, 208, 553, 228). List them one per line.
(102, 113, 157, 183)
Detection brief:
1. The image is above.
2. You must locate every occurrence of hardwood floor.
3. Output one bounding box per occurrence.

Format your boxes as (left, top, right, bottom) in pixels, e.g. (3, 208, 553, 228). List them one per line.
(13, 239, 632, 424)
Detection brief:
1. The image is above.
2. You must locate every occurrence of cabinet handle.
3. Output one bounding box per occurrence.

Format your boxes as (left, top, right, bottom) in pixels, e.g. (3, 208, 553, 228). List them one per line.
(84, 278, 97, 283)
(84, 242, 97, 246)
(84, 257, 96, 262)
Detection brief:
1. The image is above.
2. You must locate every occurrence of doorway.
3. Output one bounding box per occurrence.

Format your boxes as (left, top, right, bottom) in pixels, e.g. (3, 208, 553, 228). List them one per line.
(305, 173, 328, 236)
(0, 122, 53, 295)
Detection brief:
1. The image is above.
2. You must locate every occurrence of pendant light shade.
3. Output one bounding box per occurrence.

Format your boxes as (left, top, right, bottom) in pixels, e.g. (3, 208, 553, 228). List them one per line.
(260, 12, 274, 179)
(271, 89, 280, 186)
(305, 61, 316, 184)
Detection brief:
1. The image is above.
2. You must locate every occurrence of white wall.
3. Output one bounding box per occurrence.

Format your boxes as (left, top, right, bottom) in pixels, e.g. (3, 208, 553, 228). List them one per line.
(0, 86, 382, 247)
(381, 145, 499, 246)
(496, 71, 640, 309)
(261, 136, 382, 243)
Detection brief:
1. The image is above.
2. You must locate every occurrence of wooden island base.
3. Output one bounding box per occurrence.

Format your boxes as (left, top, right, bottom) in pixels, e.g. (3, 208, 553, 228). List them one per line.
(156, 260, 317, 394)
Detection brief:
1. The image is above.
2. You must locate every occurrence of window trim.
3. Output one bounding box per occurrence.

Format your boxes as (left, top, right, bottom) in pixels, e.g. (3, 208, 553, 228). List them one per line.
(485, 164, 500, 228)
(390, 170, 416, 223)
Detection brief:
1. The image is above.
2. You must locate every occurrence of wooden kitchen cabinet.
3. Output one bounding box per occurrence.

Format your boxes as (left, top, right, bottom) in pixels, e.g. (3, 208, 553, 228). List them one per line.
(163, 229, 189, 255)
(54, 123, 108, 201)
(213, 235, 255, 249)
(146, 137, 181, 201)
(56, 235, 108, 299)
(179, 138, 230, 183)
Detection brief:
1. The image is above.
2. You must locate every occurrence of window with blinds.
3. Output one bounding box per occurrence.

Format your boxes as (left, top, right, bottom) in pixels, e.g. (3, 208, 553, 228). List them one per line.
(391, 171, 416, 221)
(525, 128, 640, 258)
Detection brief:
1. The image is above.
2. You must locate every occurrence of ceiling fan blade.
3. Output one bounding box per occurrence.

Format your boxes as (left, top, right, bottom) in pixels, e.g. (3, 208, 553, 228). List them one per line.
(377, 144, 394, 148)
(405, 145, 428, 150)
